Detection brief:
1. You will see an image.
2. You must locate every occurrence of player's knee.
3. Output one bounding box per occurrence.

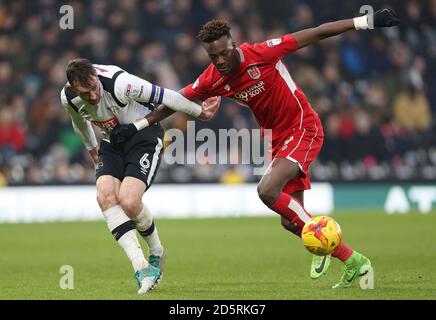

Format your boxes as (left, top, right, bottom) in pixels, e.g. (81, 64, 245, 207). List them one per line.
(96, 189, 118, 211)
(257, 183, 280, 207)
(119, 194, 141, 217)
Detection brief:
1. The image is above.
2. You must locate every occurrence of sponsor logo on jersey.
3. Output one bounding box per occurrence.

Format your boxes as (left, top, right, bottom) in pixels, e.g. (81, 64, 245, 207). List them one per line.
(266, 38, 282, 47)
(247, 65, 261, 79)
(234, 81, 265, 102)
(91, 116, 119, 131)
(125, 84, 143, 98)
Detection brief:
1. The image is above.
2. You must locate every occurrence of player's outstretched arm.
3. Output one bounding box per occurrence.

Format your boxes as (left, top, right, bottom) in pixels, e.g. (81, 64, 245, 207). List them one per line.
(132, 90, 220, 130)
(292, 8, 400, 49)
(110, 86, 221, 145)
(141, 94, 220, 126)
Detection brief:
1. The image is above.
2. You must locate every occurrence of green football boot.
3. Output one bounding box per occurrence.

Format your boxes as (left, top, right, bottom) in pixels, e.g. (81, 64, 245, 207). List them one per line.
(149, 249, 166, 283)
(310, 254, 331, 279)
(149, 250, 165, 271)
(332, 251, 372, 289)
(134, 264, 161, 294)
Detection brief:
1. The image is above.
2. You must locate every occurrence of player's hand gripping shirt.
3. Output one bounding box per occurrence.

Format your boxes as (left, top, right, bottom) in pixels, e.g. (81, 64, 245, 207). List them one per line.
(183, 34, 324, 148)
(60, 64, 169, 150)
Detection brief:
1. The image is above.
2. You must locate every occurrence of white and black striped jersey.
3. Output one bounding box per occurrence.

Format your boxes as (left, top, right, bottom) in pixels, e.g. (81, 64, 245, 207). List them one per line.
(60, 64, 169, 150)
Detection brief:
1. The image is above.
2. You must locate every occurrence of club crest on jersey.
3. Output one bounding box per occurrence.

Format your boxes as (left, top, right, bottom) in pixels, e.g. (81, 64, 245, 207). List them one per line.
(247, 65, 261, 79)
(224, 84, 230, 91)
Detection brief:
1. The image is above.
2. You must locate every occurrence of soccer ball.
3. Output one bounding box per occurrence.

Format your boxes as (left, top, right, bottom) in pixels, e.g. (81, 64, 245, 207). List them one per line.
(301, 216, 342, 256)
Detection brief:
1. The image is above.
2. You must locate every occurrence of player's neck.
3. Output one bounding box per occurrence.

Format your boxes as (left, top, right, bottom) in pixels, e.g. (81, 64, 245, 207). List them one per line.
(226, 47, 243, 75)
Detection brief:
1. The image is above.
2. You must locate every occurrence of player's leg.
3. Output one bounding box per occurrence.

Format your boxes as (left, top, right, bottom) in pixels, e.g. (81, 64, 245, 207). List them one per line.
(96, 140, 156, 293)
(281, 190, 331, 279)
(118, 177, 165, 262)
(96, 175, 150, 273)
(258, 160, 331, 279)
(257, 157, 312, 235)
(280, 190, 304, 234)
(119, 125, 165, 293)
(259, 158, 367, 284)
(117, 176, 163, 293)
(262, 125, 370, 287)
(122, 125, 165, 262)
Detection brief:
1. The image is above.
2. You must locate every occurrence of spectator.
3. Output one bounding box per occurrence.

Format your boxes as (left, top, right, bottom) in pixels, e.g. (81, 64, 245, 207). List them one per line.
(393, 85, 432, 132)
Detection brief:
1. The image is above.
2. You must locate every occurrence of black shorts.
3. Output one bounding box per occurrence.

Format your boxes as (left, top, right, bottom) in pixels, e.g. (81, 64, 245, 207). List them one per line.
(96, 124, 164, 188)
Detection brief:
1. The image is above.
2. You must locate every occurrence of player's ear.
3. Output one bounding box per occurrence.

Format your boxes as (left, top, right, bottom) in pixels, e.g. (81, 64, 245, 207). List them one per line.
(66, 82, 78, 93)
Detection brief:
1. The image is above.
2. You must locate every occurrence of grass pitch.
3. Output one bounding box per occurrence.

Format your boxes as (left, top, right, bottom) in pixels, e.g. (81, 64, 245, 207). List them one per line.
(0, 212, 435, 300)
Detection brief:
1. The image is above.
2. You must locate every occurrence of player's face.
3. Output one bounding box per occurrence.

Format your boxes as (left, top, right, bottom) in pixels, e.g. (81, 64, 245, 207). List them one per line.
(72, 76, 101, 105)
(204, 36, 239, 75)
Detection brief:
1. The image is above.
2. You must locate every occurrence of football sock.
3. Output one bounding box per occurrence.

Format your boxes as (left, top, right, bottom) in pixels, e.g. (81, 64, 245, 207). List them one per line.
(331, 242, 354, 262)
(103, 205, 148, 271)
(270, 192, 312, 237)
(132, 204, 164, 257)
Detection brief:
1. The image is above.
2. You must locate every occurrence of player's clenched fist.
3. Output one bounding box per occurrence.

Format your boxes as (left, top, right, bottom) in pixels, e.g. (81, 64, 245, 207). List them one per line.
(110, 124, 137, 146)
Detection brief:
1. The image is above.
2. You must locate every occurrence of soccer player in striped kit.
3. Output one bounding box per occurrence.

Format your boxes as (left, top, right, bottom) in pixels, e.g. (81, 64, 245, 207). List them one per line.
(60, 58, 218, 294)
(117, 8, 400, 288)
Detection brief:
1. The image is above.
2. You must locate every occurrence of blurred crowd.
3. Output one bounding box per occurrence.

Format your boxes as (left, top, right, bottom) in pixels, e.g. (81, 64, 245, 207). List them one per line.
(0, 0, 435, 186)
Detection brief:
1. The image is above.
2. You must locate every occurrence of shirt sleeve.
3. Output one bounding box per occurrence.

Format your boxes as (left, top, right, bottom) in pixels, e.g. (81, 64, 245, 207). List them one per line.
(60, 89, 98, 151)
(251, 34, 298, 62)
(183, 70, 214, 102)
(114, 72, 161, 104)
(114, 71, 203, 117)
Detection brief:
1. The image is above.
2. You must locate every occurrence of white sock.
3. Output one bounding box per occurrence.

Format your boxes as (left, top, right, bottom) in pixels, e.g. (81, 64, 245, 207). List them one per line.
(103, 205, 148, 271)
(132, 204, 164, 257)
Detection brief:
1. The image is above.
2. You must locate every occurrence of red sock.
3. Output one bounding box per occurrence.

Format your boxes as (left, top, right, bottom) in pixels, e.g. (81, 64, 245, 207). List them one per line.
(332, 242, 353, 262)
(270, 192, 312, 237)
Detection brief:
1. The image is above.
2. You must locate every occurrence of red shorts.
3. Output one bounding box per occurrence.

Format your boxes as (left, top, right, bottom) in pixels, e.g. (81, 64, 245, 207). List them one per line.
(272, 121, 324, 194)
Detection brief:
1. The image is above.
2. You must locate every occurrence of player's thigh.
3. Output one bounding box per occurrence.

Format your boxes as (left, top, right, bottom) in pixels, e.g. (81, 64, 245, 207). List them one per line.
(96, 175, 122, 211)
(118, 176, 147, 214)
(95, 141, 124, 210)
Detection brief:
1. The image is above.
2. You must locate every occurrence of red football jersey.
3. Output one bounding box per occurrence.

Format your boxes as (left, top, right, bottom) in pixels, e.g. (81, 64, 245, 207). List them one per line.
(183, 34, 323, 147)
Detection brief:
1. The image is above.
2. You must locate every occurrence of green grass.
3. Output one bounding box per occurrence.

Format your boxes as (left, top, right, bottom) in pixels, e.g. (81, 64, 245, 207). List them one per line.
(0, 212, 435, 300)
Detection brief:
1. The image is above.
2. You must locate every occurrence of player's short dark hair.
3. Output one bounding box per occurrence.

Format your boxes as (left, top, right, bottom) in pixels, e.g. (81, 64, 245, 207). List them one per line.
(197, 19, 231, 43)
(66, 58, 96, 87)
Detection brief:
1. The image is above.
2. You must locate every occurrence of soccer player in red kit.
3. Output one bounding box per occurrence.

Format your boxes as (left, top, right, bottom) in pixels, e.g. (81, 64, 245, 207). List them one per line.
(112, 8, 400, 288)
